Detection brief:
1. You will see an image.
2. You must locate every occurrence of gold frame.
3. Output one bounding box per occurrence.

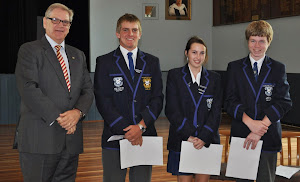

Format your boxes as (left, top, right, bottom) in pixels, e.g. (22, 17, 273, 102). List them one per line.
(165, 0, 191, 20)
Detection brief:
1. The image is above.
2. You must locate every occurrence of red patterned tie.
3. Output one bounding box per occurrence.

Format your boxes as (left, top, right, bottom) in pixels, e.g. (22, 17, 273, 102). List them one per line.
(55, 45, 71, 92)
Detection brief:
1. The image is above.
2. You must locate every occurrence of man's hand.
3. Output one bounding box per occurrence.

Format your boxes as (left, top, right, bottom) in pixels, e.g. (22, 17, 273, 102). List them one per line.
(188, 136, 205, 150)
(130, 135, 143, 146)
(243, 113, 268, 136)
(244, 132, 261, 150)
(56, 109, 81, 131)
(66, 125, 76, 135)
(124, 125, 142, 142)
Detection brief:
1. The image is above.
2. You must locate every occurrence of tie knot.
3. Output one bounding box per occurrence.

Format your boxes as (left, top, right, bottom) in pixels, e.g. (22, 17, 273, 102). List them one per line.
(55, 45, 61, 51)
(127, 52, 133, 57)
(254, 62, 257, 67)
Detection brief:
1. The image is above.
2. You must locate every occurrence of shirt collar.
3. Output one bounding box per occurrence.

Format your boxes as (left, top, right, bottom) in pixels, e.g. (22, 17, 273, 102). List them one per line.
(249, 54, 265, 69)
(188, 65, 202, 86)
(120, 45, 138, 59)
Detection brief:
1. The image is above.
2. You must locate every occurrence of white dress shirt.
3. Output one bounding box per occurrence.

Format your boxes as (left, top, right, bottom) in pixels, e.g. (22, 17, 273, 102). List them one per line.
(188, 65, 202, 86)
(120, 45, 138, 70)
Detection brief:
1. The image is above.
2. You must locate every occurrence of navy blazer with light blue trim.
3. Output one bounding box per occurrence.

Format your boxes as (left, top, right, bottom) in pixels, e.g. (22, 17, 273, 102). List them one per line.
(94, 47, 164, 149)
(165, 65, 222, 152)
(224, 56, 292, 151)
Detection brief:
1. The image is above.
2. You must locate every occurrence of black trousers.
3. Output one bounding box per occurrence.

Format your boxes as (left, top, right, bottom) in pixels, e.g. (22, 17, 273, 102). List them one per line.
(19, 148, 79, 182)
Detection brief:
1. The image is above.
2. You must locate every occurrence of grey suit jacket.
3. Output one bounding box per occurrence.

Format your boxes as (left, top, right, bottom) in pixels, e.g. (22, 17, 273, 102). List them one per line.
(15, 36, 94, 154)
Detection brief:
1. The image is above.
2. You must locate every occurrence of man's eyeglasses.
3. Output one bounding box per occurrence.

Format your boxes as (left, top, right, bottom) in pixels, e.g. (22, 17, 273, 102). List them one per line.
(47, 17, 72, 26)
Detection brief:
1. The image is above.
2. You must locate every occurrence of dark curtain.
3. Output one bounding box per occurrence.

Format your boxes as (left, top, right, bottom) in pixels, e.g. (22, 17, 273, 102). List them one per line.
(2, 0, 37, 73)
(1, 0, 90, 73)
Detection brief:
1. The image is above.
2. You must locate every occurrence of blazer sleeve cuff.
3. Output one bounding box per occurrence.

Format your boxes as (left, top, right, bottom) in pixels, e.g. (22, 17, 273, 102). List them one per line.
(109, 116, 130, 134)
(234, 104, 245, 121)
(264, 105, 281, 123)
(198, 126, 213, 146)
(141, 106, 158, 127)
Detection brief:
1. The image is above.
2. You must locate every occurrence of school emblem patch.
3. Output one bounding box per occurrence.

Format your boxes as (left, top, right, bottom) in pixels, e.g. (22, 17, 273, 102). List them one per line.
(264, 86, 273, 97)
(263, 84, 274, 101)
(113, 77, 124, 92)
(142, 77, 151, 90)
(206, 98, 213, 110)
(113, 77, 123, 87)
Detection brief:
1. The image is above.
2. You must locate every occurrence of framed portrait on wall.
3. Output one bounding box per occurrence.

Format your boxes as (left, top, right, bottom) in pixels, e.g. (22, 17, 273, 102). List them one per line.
(143, 3, 159, 20)
(165, 0, 191, 20)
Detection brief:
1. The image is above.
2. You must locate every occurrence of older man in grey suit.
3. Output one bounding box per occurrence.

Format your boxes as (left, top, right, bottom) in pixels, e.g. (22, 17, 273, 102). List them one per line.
(14, 3, 93, 182)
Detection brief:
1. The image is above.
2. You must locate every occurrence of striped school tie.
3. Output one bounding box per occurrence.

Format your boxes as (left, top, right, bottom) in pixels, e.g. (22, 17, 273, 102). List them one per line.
(55, 45, 71, 92)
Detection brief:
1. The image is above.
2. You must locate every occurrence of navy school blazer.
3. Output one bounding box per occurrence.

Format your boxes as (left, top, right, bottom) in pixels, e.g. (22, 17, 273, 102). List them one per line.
(165, 64, 222, 152)
(224, 56, 292, 151)
(94, 47, 164, 149)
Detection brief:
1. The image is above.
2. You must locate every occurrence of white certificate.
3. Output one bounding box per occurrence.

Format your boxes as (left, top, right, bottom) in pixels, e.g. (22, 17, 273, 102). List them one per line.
(225, 137, 263, 180)
(107, 135, 124, 142)
(276, 165, 300, 179)
(119, 136, 163, 169)
(179, 141, 223, 175)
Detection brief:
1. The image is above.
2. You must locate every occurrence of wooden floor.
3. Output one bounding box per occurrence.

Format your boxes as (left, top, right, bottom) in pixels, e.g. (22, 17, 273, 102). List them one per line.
(0, 118, 298, 182)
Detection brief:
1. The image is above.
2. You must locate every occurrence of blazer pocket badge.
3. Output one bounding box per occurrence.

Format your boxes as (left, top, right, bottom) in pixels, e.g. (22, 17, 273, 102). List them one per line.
(142, 77, 151, 90)
(263, 84, 274, 101)
(113, 77, 124, 92)
(206, 98, 213, 110)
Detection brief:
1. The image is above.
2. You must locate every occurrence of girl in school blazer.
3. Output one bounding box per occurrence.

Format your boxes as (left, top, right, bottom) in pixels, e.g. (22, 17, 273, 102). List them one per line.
(165, 36, 222, 182)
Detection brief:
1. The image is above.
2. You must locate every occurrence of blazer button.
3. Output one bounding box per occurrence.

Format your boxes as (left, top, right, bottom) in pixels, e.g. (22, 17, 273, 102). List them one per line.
(133, 100, 137, 103)
(134, 115, 137, 118)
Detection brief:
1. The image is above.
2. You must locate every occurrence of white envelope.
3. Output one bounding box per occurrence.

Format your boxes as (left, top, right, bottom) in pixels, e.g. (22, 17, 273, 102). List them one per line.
(225, 137, 263, 180)
(179, 141, 223, 175)
(119, 136, 163, 169)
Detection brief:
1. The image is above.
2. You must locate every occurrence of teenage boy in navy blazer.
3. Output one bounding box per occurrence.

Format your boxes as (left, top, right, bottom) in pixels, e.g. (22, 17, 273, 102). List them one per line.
(224, 20, 292, 182)
(94, 13, 163, 182)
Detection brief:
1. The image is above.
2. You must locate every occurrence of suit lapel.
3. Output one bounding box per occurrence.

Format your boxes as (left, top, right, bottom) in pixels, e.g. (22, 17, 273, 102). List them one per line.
(183, 65, 193, 87)
(199, 68, 208, 95)
(134, 50, 145, 83)
(182, 65, 197, 106)
(133, 50, 146, 96)
(182, 65, 209, 107)
(256, 56, 272, 102)
(66, 45, 79, 93)
(197, 68, 209, 111)
(245, 57, 257, 84)
(257, 56, 271, 84)
(242, 56, 272, 99)
(113, 48, 134, 92)
(42, 37, 69, 92)
(242, 57, 257, 97)
(181, 65, 209, 129)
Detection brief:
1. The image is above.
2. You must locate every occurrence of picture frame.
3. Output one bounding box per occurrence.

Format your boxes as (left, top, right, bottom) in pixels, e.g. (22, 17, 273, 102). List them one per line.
(143, 3, 159, 20)
(165, 0, 191, 20)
